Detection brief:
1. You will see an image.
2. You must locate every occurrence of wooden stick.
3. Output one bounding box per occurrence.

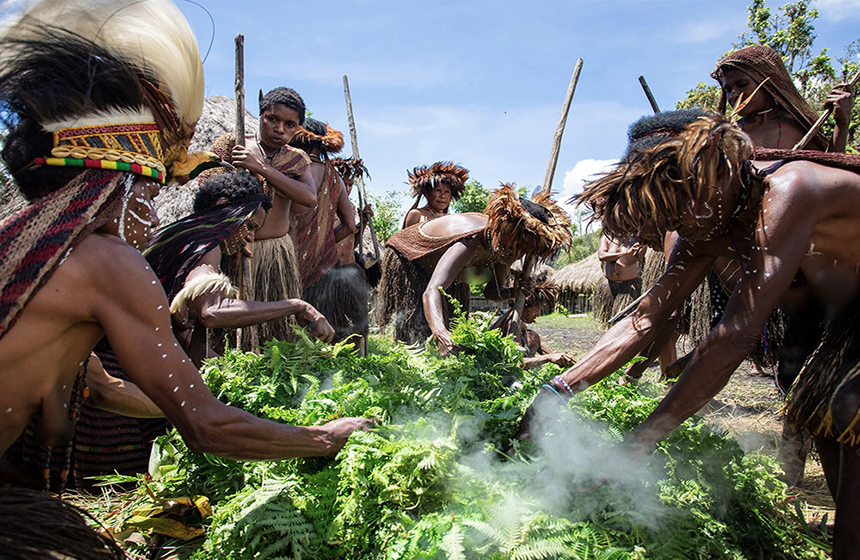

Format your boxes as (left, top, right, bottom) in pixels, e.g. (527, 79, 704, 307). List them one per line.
(638, 75, 661, 114)
(234, 34, 256, 350)
(510, 58, 584, 344)
(542, 58, 584, 191)
(343, 75, 380, 264)
(234, 34, 245, 148)
(792, 68, 860, 150)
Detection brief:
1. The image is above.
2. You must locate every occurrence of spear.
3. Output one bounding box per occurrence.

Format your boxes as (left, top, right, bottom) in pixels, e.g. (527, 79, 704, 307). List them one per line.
(342, 75, 380, 266)
(508, 58, 583, 344)
(234, 33, 257, 350)
(792, 67, 860, 150)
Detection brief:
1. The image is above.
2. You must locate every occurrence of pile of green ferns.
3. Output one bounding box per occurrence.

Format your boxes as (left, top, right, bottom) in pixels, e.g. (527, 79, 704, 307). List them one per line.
(113, 312, 826, 560)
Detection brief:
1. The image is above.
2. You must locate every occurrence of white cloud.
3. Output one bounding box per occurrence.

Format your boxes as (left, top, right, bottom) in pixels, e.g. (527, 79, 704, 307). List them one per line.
(671, 17, 747, 44)
(816, 0, 860, 21)
(561, 158, 617, 199)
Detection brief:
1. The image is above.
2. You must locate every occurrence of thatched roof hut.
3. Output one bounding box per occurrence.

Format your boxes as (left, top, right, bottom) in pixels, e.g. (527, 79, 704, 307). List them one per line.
(555, 252, 602, 294)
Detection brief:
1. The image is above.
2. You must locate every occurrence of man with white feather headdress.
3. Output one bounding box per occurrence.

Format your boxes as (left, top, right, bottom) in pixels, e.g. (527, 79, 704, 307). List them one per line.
(0, 0, 370, 491)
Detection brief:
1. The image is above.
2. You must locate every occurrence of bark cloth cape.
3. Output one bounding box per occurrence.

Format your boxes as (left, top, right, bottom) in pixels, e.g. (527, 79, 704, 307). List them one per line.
(289, 123, 368, 344)
(378, 184, 571, 345)
(711, 44, 829, 151)
(208, 132, 309, 347)
(0, 0, 210, 492)
(584, 111, 860, 447)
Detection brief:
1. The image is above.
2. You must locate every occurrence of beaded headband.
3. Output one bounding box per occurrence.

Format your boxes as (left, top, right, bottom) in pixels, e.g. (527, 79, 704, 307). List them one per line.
(32, 122, 166, 183)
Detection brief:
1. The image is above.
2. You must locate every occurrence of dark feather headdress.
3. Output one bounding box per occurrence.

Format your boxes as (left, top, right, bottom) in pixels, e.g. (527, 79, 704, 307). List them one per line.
(330, 157, 371, 184)
(289, 118, 344, 156)
(484, 183, 572, 263)
(408, 161, 469, 200)
(578, 113, 752, 247)
(0, 0, 207, 184)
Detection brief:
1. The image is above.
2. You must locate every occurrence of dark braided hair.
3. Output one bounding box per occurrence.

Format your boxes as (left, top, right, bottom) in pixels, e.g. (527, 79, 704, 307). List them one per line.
(258, 87, 305, 125)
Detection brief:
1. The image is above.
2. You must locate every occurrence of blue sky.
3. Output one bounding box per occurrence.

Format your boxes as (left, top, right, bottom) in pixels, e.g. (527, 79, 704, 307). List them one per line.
(4, 0, 860, 221)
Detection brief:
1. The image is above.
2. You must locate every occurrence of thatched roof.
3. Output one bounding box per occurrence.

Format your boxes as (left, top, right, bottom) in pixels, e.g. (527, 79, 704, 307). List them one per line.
(553, 252, 604, 294)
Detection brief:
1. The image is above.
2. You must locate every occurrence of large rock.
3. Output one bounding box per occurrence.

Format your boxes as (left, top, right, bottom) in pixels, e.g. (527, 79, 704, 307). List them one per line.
(154, 96, 259, 224)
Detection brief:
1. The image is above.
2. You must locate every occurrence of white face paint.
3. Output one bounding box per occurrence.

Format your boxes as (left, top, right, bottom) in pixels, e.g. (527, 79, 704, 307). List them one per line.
(117, 175, 160, 250)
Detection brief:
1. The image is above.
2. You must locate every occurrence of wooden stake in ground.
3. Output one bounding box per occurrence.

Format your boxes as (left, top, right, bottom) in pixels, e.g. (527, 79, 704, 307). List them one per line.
(792, 68, 860, 150)
(233, 33, 257, 350)
(509, 58, 583, 344)
(342, 75, 380, 268)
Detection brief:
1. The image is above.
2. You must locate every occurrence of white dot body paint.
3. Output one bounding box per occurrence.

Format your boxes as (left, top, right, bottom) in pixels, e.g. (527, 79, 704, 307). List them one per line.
(181, 401, 186, 407)
(173, 387, 178, 393)
(162, 354, 167, 359)
(168, 373, 174, 378)
(189, 384, 195, 389)
(5, 408, 11, 413)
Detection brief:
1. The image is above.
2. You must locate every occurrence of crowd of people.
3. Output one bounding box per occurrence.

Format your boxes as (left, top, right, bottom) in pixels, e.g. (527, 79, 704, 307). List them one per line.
(0, 0, 858, 558)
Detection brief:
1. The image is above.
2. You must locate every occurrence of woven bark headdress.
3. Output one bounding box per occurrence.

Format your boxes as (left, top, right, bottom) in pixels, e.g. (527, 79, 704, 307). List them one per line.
(484, 183, 572, 263)
(711, 44, 828, 151)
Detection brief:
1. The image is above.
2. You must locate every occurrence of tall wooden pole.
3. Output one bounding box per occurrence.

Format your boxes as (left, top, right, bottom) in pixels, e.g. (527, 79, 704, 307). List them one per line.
(234, 34, 257, 350)
(343, 75, 380, 264)
(510, 59, 584, 343)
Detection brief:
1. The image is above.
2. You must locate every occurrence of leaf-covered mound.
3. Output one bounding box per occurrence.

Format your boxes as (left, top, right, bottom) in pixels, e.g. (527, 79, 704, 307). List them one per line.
(99, 317, 825, 560)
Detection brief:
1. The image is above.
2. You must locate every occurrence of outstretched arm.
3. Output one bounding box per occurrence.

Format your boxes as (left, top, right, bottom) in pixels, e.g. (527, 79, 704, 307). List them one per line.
(627, 175, 818, 455)
(422, 235, 481, 355)
(91, 240, 368, 460)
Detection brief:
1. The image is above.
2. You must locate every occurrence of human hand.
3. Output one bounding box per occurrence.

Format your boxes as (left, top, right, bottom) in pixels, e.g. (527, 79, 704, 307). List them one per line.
(320, 417, 374, 456)
(434, 328, 454, 357)
(231, 145, 266, 174)
(361, 203, 374, 218)
(826, 85, 853, 126)
(307, 317, 335, 343)
(548, 353, 576, 367)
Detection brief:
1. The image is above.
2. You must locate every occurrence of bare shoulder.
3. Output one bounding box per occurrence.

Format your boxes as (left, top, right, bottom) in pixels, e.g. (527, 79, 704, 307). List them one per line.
(420, 213, 487, 237)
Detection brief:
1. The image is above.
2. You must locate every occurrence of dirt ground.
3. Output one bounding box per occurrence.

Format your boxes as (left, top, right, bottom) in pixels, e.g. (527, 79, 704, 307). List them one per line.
(532, 319, 837, 526)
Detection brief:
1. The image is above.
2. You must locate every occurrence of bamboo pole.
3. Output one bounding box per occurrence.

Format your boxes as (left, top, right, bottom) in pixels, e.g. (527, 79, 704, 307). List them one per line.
(792, 68, 860, 150)
(509, 58, 584, 344)
(342, 75, 380, 266)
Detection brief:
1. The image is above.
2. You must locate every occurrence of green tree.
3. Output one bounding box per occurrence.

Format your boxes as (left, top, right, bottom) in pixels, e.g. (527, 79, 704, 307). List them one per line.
(451, 179, 491, 214)
(368, 190, 405, 244)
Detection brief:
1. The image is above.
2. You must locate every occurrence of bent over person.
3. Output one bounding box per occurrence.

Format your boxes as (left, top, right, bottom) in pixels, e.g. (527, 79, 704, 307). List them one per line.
(378, 184, 571, 354)
(518, 110, 860, 560)
(0, 0, 369, 492)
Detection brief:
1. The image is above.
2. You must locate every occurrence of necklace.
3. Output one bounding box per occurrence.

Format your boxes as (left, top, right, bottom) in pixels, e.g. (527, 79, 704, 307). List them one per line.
(255, 134, 275, 164)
